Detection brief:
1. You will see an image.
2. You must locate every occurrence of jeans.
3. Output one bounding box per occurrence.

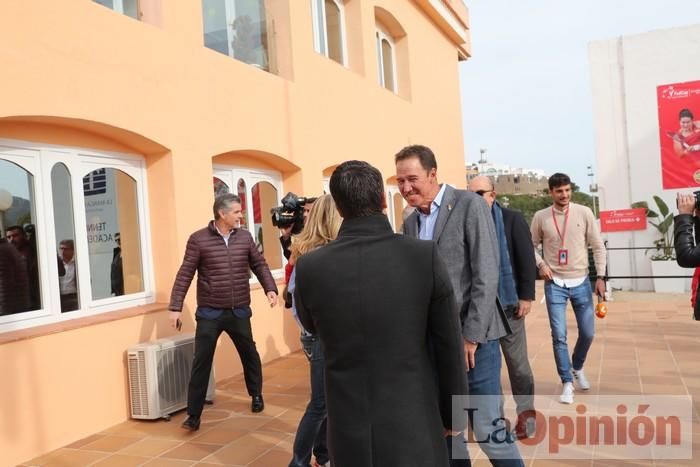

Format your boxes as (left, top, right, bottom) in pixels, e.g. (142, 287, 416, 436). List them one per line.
(544, 280, 595, 383)
(462, 339, 524, 467)
(289, 335, 329, 467)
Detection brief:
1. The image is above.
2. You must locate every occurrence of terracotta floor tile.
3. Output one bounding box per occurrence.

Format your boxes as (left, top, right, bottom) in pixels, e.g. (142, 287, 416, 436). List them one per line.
(118, 438, 183, 457)
(199, 441, 269, 465)
(91, 453, 151, 466)
(25, 448, 109, 466)
(247, 448, 292, 466)
(140, 459, 195, 467)
(64, 434, 104, 449)
(160, 442, 223, 461)
(215, 415, 274, 432)
(190, 427, 247, 445)
(80, 434, 141, 452)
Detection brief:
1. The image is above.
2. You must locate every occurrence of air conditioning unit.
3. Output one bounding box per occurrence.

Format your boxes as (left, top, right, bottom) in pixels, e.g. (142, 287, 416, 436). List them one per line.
(127, 333, 215, 420)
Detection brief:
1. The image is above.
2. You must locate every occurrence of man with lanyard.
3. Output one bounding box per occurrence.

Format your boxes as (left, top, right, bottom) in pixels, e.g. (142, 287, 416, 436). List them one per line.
(531, 173, 606, 404)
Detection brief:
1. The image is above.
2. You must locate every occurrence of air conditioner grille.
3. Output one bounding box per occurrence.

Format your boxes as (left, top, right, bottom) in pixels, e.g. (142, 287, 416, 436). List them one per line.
(156, 340, 194, 413)
(127, 351, 149, 416)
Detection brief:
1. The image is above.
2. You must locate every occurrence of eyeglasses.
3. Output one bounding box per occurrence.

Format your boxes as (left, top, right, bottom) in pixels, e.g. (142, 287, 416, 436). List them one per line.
(474, 190, 493, 197)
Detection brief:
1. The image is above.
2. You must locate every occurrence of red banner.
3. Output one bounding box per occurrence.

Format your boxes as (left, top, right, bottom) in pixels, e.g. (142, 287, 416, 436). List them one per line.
(657, 80, 700, 188)
(599, 208, 647, 233)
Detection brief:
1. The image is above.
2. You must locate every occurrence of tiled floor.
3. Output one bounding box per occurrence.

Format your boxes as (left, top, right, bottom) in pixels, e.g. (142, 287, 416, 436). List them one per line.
(21, 287, 700, 466)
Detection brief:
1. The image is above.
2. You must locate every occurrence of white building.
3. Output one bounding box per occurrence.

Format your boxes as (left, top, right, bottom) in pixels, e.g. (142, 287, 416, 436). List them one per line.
(588, 24, 699, 292)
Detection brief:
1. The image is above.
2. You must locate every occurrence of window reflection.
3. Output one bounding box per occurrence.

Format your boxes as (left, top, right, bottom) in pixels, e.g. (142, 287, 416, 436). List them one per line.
(237, 178, 247, 229)
(83, 168, 143, 300)
(202, 0, 269, 70)
(0, 159, 39, 314)
(52, 163, 80, 312)
(213, 177, 230, 197)
(325, 0, 343, 64)
(251, 181, 281, 270)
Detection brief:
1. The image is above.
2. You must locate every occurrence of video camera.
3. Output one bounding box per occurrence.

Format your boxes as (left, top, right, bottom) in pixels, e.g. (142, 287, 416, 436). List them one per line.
(270, 192, 317, 235)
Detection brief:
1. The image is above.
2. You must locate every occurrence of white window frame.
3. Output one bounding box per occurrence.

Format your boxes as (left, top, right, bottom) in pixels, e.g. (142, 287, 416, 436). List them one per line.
(311, 0, 348, 66)
(376, 26, 398, 93)
(0, 138, 155, 333)
(212, 165, 285, 281)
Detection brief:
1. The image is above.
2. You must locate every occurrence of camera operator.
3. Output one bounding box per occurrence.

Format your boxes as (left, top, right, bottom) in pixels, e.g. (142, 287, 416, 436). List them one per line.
(272, 193, 317, 307)
(675, 191, 700, 319)
(279, 198, 316, 260)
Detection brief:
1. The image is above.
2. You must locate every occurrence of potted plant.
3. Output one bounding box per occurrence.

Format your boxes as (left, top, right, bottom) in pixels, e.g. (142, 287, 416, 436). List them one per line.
(631, 196, 685, 293)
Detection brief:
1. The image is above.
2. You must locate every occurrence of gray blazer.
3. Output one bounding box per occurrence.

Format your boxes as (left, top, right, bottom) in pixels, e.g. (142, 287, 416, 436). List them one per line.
(403, 185, 509, 342)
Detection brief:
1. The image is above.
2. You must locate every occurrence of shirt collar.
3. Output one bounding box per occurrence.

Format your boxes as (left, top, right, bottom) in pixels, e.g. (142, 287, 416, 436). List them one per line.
(214, 221, 232, 238)
(418, 183, 447, 216)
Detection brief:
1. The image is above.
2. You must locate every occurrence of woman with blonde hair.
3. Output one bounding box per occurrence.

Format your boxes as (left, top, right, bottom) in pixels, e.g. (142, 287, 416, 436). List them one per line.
(288, 194, 341, 467)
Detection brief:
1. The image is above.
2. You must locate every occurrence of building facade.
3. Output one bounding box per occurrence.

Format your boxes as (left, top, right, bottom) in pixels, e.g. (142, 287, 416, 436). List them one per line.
(466, 162, 548, 195)
(0, 1, 471, 464)
(589, 23, 699, 292)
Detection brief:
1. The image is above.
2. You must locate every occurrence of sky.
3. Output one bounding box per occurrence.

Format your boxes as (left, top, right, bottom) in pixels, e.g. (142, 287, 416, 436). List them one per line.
(459, 0, 700, 193)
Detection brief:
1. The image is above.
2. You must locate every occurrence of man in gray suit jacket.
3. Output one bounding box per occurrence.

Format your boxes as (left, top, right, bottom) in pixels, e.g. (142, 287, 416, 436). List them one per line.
(396, 145, 523, 467)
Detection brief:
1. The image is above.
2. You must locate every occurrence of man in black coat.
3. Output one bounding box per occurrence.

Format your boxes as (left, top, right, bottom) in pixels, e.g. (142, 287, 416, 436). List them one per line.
(469, 176, 537, 438)
(295, 161, 468, 467)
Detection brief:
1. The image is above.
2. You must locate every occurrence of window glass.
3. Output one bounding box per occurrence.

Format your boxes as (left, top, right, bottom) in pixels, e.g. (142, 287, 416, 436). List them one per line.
(83, 168, 143, 300)
(213, 176, 230, 197)
(325, 0, 343, 64)
(237, 178, 248, 230)
(52, 163, 80, 312)
(251, 181, 281, 269)
(203, 0, 230, 55)
(381, 38, 395, 91)
(202, 0, 269, 70)
(0, 159, 39, 314)
(123, 0, 139, 19)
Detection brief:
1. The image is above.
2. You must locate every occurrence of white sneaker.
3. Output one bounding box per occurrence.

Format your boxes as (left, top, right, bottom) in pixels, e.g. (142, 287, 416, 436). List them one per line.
(560, 382, 574, 404)
(572, 369, 591, 390)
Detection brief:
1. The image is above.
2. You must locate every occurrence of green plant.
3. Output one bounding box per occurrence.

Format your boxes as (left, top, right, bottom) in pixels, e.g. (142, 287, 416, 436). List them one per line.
(631, 196, 675, 260)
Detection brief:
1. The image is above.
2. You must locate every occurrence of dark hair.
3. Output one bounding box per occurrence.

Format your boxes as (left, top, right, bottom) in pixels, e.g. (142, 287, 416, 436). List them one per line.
(59, 239, 74, 249)
(213, 193, 242, 220)
(330, 161, 384, 219)
(5, 225, 24, 235)
(394, 145, 438, 172)
(548, 173, 571, 190)
(680, 108, 694, 120)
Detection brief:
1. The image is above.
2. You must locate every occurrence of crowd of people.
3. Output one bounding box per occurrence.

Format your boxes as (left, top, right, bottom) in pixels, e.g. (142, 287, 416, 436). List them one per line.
(165, 143, 629, 467)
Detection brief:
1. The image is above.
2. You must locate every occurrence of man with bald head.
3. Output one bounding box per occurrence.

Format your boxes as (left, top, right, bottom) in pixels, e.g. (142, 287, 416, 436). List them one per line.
(468, 176, 537, 439)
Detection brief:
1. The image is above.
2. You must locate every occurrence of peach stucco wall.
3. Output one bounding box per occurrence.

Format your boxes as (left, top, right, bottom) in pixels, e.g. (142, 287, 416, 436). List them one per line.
(0, 0, 468, 464)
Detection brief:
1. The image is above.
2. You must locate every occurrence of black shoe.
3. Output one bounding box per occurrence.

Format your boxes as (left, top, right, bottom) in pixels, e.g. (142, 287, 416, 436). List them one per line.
(181, 415, 201, 431)
(251, 395, 264, 413)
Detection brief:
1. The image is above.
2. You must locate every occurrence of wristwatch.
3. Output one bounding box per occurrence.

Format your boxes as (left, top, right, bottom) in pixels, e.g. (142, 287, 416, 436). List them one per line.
(596, 276, 605, 280)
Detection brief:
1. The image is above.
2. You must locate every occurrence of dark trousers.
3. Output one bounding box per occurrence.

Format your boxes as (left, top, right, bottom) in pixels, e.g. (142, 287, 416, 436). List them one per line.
(60, 293, 78, 313)
(289, 335, 329, 467)
(500, 307, 535, 415)
(187, 309, 263, 418)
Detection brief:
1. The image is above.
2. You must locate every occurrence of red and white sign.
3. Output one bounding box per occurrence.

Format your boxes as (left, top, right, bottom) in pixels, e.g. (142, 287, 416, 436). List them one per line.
(599, 208, 647, 233)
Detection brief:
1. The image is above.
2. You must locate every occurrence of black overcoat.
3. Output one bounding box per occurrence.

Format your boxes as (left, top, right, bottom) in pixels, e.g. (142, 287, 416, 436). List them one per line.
(295, 214, 467, 467)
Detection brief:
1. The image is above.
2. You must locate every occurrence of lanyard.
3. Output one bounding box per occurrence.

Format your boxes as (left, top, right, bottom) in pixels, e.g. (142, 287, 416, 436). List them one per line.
(551, 206, 569, 247)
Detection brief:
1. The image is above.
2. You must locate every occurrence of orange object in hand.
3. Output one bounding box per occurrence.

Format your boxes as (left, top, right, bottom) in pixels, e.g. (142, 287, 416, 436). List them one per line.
(595, 299, 608, 319)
